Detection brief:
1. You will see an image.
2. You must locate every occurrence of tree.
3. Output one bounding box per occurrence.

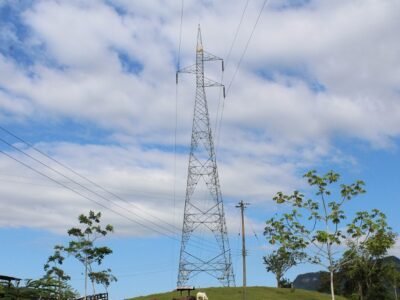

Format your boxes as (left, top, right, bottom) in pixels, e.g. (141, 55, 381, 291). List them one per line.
(43, 245, 71, 299)
(317, 212, 397, 300)
(343, 210, 397, 300)
(89, 269, 117, 293)
(387, 262, 400, 300)
(263, 246, 305, 288)
(24, 277, 77, 300)
(338, 255, 392, 300)
(264, 170, 392, 300)
(64, 210, 115, 298)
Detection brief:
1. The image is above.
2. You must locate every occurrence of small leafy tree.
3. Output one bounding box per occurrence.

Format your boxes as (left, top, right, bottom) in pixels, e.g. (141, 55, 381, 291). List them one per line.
(344, 210, 397, 300)
(64, 210, 115, 298)
(89, 269, 117, 293)
(263, 247, 305, 287)
(44, 245, 71, 299)
(24, 277, 77, 300)
(264, 170, 392, 300)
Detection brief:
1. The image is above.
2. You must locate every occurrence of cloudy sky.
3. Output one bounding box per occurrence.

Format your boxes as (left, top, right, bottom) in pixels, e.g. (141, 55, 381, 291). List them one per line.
(1, 0, 400, 298)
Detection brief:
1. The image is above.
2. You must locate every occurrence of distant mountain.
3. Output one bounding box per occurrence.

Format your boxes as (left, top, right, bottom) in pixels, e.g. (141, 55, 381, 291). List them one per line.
(293, 256, 400, 291)
(293, 271, 327, 291)
(384, 255, 400, 271)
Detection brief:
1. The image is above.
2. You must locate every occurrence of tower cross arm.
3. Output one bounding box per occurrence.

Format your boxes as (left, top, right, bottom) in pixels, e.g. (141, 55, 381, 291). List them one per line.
(204, 77, 223, 87)
(176, 64, 197, 84)
(177, 64, 197, 74)
(203, 77, 226, 97)
(203, 51, 225, 71)
(203, 51, 222, 62)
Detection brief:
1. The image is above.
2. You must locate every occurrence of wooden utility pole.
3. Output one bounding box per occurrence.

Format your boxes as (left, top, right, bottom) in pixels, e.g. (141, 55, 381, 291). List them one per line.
(236, 200, 249, 300)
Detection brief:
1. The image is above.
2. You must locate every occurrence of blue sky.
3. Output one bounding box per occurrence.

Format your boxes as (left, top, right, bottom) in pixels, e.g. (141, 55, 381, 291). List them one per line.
(1, 0, 400, 299)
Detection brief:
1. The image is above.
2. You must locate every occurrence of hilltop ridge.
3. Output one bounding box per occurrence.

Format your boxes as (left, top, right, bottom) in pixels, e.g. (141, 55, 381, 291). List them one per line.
(127, 286, 347, 300)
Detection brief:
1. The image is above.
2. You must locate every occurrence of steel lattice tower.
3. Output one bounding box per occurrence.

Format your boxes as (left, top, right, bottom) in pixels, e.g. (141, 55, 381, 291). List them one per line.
(177, 26, 235, 287)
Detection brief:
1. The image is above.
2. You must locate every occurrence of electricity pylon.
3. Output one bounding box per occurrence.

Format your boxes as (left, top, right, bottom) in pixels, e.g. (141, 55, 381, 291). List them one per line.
(176, 26, 235, 287)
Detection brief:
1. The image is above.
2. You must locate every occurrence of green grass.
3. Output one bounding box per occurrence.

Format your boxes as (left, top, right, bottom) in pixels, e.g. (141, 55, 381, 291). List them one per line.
(127, 286, 347, 300)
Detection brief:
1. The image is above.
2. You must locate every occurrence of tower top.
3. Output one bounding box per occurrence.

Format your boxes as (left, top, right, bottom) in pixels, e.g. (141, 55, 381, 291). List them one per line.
(196, 24, 203, 52)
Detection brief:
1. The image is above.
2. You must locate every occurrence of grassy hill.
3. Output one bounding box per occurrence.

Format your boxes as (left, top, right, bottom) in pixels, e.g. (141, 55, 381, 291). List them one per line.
(127, 286, 347, 300)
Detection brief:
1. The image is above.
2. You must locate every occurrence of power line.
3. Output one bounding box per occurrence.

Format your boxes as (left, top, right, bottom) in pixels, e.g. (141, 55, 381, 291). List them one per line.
(0, 148, 177, 239)
(226, 0, 270, 95)
(0, 126, 181, 232)
(216, 0, 270, 154)
(0, 132, 222, 252)
(0, 127, 187, 231)
(0, 173, 181, 200)
(173, 0, 185, 286)
(0, 147, 225, 255)
(215, 0, 250, 154)
(0, 136, 179, 236)
(177, 0, 185, 71)
(248, 218, 263, 248)
(175, 0, 185, 220)
(226, 0, 251, 67)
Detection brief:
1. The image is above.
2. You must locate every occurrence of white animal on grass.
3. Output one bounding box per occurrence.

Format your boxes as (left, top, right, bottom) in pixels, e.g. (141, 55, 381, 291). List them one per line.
(196, 291, 208, 300)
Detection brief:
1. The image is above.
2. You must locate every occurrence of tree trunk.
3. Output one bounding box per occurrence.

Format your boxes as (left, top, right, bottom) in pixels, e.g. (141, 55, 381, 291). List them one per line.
(330, 270, 335, 300)
(358, 282, 363, 300)
(276, 273, 281, 288)
(92, 279, 96, 295)
(88, 264, 96, 295)
(394, 284, 398, 300)
(58, 277, 61, 300)
(85, 254, 88, 300)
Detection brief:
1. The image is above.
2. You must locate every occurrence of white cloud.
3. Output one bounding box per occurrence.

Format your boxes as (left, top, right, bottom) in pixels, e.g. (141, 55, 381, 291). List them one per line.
(0, 139, 301, 236)
(0, 0, 398, 146)
(0, 0, 399, 236)
(389, 239, 400, 258)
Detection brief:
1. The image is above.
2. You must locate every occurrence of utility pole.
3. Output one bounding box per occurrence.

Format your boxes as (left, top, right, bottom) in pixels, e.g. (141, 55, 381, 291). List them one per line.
(236, 200, 249, 300)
